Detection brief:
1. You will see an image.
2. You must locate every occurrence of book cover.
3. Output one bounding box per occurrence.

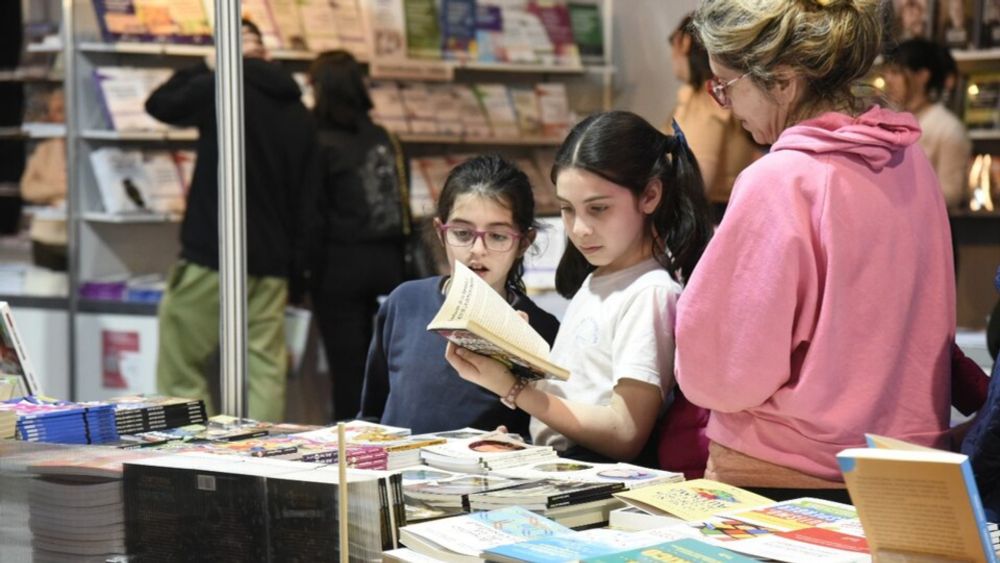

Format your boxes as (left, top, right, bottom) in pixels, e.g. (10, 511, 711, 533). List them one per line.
(452, 85, 493, 137)
(721, 498, 860, 533)
(428, 84, 465, 135)
(891, 0, 937, 41)
(838, 437, 998, 562)
(527, 0, 580, 67)
(496, 460, 684, 490)
(404, 0, 443, 59)
(535, 82, 570, 138)
(475, 83, 521, 137)
(134, 0, 180, 40)
(420, 431, 557, 473)
(442, 0, 478, 61)
(268, 0, 307, 51)
(0, 302, 41, 398)
(330, 0, 369, 59)
(468, 478, 625, 510)
(365, 0, 409, 60)
(486, 528, 670, 563)
(297, 0, 342, 52)
(370, 80, 411, 133)
(475, 2, 504, 62)
(399, 506, 572, 560)
(427, 260, 570, 380)
(510, 86, 542, 136)
(982, 0, 1000, 47)
(399, 82, 440, 134)
(92, 0, 149, 42)
(93, 67, 173, 132)
(568, 2, 603, 64)
(89, 147, 150, 214)
(936, 0, 978, 48)
(614, 479, 774, 522)
(581, 537, 758, 563)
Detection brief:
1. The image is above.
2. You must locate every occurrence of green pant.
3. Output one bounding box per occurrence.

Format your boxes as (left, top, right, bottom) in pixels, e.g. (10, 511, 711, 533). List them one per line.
(156, 261, 288, 422)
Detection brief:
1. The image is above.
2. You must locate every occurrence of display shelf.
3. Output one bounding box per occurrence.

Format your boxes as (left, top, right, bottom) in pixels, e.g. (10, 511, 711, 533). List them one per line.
(953, 48, 1000, 72)
(77, 298, 158, 316)
(0, 70, 64, 82)
(82, 211, 181, 224)
(0, 295, 69, 310)
(969, 129, 1000, 142)
(949, 209, 1000, 219)
(81, 128, 198, 141)
(26, 41, 62, 53)
(398, 133, 563, 146)
(0, 126, 64, 140)
(78, 41, 316, 62)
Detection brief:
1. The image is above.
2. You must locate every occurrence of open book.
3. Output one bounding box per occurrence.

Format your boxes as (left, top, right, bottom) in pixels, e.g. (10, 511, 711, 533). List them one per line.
(837, 433, 999, 562)
(427, 261, 569, 380)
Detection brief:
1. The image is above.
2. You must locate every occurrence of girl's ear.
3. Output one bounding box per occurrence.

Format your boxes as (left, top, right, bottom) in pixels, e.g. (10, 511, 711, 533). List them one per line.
(679, 33, 693, 56)
(641, 179, 663, 215)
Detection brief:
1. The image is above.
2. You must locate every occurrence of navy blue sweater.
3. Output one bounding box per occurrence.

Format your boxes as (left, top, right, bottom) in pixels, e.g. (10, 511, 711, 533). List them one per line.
(358, 276, 560, 436)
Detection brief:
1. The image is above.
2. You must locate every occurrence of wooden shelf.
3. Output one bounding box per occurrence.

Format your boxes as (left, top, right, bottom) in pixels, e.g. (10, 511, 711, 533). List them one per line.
(969, 129, 1000, 141)
(0, 126, 65, 140)
(398, 133, 562, 146)
(78, 41, 314, 62)
(81, 128, 197, 141)
(0, 70, 63, 82)
(78, 298, 159, 316)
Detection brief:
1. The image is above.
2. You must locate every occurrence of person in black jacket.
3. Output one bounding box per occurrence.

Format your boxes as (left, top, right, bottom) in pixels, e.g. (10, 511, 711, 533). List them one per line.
(307, 50, 414, 421)
(145, 20, 319, 422)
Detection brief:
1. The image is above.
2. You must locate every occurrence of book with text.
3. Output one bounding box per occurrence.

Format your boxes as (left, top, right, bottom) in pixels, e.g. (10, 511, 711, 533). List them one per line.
(427, 260, 570, 380)
(614, 479, 773, 522)
(838, 434, 998, 562)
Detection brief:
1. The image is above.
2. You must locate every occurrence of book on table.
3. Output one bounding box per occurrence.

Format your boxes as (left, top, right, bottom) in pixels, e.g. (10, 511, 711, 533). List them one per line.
(614, 478, 773, 522)
(837, 433, 999, 562)
(427, 260, 569, 381)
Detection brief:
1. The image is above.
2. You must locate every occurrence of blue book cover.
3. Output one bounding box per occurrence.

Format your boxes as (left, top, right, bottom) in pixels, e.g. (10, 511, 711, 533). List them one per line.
(581, 538, 758, 563)
(485, 530, 638, 563)
(441, 0, 477, 60)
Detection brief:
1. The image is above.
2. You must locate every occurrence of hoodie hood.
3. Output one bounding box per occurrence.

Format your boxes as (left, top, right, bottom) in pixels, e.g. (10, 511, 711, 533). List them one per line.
(243, 58, 302, 102)
(770, 106, 921, 171)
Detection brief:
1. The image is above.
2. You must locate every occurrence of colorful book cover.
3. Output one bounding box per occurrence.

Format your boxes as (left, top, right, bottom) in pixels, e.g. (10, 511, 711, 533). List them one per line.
(486, 529, 665, 563)
(475, 2, 504, 62)
(615, 479, 774, 522)
(527, 0, 580, 66)
(365, 0, 409, 60)
(721, 498, 859, 533)
(441, 0, 478, 60)
(400, 506, 572, 558)
(581, 538, 758, 563)
(134, 0, 180, 40)
(535, 82, 570, 138)
(93, 0, 150, 42)
(404, 0, 443, 59)
(474, 83, 520, 137)
(838, 439, 998, 562)
(510, 86, 542, 136)
(369, 81, 411, 133)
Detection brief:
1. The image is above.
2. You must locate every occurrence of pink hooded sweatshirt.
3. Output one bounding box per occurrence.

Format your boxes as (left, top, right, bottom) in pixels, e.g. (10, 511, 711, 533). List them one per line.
(675, 106, 955, 481)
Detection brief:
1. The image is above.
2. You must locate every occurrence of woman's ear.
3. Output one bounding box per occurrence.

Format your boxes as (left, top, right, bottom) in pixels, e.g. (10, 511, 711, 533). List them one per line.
(432, 218, 445, 246)
(771, 66, 806, 107)
(641, 179, 663, 215)
(679, 33, 693, 55)
(518, 228, 538, 257)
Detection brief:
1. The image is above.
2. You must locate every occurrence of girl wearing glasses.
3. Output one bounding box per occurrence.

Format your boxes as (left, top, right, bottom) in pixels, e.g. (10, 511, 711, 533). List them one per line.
(675, 0, 955, 501)
(358, 155, 559, 436)
(446, 111, 713, 467)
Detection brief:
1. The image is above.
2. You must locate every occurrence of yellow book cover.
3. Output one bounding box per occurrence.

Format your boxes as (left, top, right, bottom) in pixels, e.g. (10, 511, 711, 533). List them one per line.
(837, 435, 997, 562)
(613, 478, 773, 522)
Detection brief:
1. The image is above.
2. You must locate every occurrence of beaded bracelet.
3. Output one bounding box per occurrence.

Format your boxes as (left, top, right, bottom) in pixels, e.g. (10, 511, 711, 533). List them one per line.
(500, 377, 529, 410)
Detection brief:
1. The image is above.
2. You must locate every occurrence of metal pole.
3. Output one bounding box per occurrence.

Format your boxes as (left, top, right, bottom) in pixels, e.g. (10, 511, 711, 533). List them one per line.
(62, 0, 78, 401)
(215, 0, 248, 419)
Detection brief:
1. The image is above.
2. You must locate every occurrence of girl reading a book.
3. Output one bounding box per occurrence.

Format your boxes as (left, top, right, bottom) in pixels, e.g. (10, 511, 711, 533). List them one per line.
(358, 154, 559, 436)
(446, 111, 713, 466)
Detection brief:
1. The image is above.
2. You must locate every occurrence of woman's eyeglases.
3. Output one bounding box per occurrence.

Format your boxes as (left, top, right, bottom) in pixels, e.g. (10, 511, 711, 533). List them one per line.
(707, 72, 749, 108)
(438, 224, 522, 252)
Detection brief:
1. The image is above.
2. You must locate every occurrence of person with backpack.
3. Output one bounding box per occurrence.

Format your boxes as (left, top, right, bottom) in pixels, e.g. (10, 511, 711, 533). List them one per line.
(308, 50, 414, 421)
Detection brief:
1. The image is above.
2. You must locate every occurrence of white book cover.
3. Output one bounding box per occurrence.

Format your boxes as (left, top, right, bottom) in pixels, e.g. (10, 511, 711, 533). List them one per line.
(0, 302, 42, 398)
(475, 83, 520, 138)
(369, 80, 410, 133)
(420, 431, 556, 473)
(94, 67, 172, 132)
(494, 460, 684, 490)
(535, 82, 570, 138)
(428, 84, 464, 135)
(166, 0, 213, 41)
(399, 82, 439, 134)
(298, 0, 342, 52)
(89, 147, 149, 214)
(408, 157, 436, 219)
(364, 0, 409, 60)
(140, 151, 186, 214)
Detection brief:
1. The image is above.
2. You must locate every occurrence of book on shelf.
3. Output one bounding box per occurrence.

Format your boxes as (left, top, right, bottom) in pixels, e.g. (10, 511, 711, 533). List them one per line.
(536, 82, 571, 138)
(328, 0, 369, 59)
(528, 0, 581, 67)
(399, 82, 440, 134)
(837, 433, 999, 562)
(0, 301, 41, 398)
(453, 84, 494, 137)
(93, 0, 212, 44)
(398, 506, 572, 563)
(510, 85, 543, 136)
(420, 430, 558, 473)
(965, 72, 1000, 130)
(983, 0, 1000, 47)
(426, 260, 571, 380)
(370, 80, 412, 133)
(93, 67, 173, 132)
(268, 0, 308, 51)
(475, 83, 521, 138)
(442, 0, 478, 61)
(890, 0, 936, 41)
(614, 479, 774, 522)
(89, 147, 187, 216)
(569, 2, 604, 65)
(936, 0, 978, 49)
(429, 84, 465, 135)
(365, 0, 409, 60)
(404, 0, 443, 59)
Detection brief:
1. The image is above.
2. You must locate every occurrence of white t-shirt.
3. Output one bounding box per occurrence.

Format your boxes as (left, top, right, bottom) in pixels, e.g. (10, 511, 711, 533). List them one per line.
(530, 257, 681, 452)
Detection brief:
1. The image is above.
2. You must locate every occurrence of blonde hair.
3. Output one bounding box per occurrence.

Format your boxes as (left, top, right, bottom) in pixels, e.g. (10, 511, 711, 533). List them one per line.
(693, 0, 884, 123)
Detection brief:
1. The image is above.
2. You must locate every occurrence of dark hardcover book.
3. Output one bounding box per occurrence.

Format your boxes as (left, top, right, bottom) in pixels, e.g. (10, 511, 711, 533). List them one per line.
(266, 478, 342, 562)
(568, 2, 604, 64)
(441, 0, 477, 60)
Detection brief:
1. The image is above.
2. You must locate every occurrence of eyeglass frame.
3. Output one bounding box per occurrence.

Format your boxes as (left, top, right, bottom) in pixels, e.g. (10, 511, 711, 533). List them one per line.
(436, 222, 524, 252)
(707, 72, 750, 108)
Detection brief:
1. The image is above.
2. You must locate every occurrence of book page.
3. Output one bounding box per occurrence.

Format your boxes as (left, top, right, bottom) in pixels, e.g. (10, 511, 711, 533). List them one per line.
(432, 261, 551, 360)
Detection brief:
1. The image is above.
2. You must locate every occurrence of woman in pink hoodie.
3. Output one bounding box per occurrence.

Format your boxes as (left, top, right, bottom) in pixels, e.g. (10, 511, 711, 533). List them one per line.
(676, 0, 955, 501)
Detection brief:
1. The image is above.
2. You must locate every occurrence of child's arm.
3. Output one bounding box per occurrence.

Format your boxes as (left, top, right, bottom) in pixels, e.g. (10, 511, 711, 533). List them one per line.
(446, 344, 663, 461)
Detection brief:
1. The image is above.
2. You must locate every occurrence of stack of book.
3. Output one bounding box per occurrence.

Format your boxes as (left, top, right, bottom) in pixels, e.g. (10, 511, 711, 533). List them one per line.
(405, 473, 531, 511)
(1, 398, 119, 445)
(109, 395, 207, 436)
(420, 432, 559, 473)
(495, 460, 684, 490)
(468, 478, 628, 528)
(293, 421, 447, 470)
(990, 522, 999, 556)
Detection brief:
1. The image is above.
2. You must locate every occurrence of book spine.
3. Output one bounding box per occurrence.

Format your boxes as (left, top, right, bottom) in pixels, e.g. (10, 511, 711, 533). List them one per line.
(961, 460, 1000, 563)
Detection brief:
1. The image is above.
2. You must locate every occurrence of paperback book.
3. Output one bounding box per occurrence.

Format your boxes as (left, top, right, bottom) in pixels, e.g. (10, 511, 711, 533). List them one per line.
(614, 479, 774, 522)
(420, 430, 558, 473)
